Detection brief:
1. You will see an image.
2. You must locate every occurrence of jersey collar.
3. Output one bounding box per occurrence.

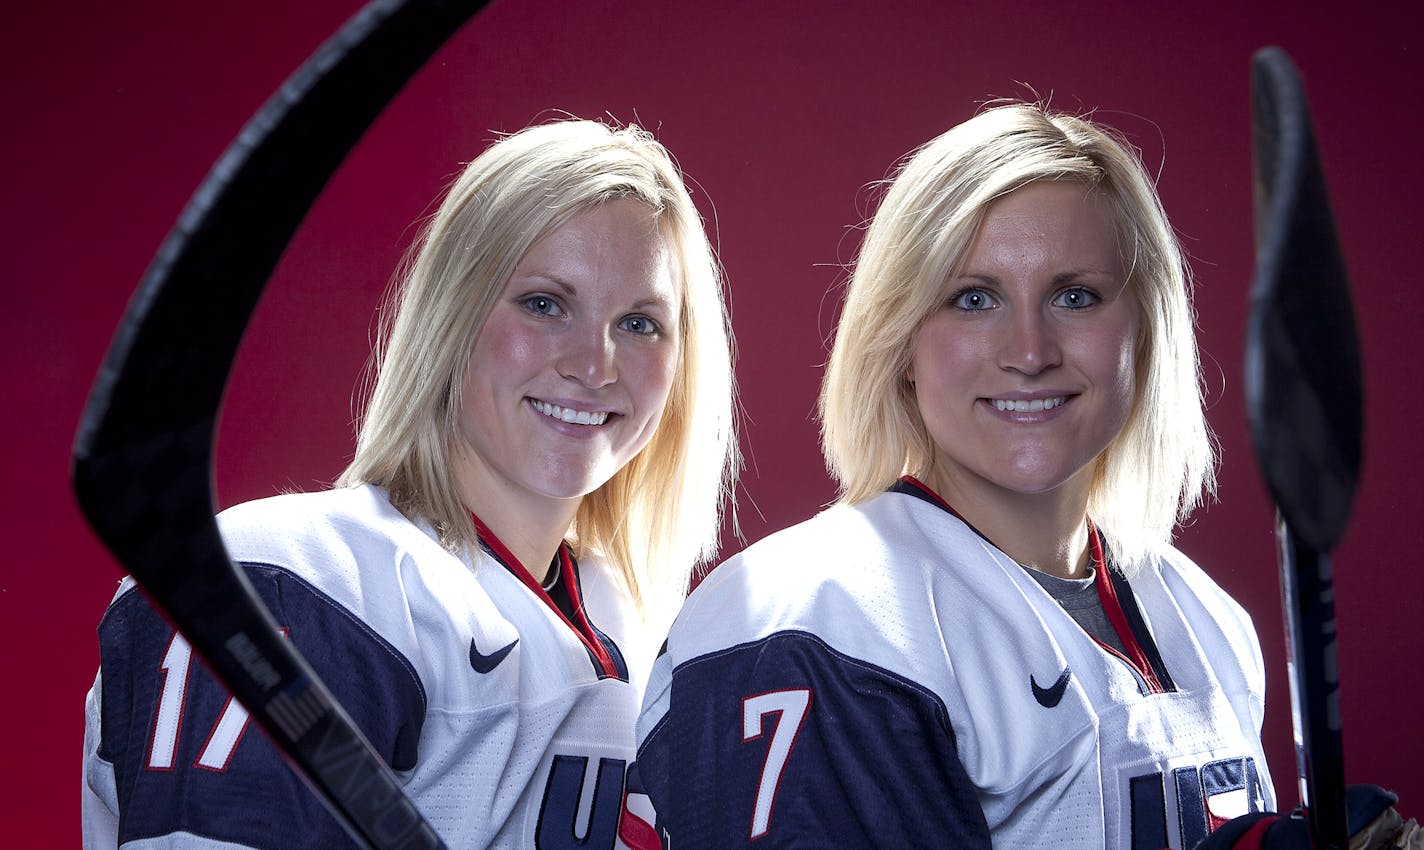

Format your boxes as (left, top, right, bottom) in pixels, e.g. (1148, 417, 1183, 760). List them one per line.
(468, 512, 621, 679)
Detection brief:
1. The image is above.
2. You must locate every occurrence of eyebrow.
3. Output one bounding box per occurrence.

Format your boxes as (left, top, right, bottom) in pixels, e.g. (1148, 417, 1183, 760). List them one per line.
(519, 272, 578, 293)
(1051, 269, 1118, 285)
(954, 268, 1119, 285)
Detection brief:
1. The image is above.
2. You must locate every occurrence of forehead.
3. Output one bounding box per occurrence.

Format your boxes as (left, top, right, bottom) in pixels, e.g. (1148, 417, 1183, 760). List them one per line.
(966, 181, 1121, 267)
(515, 199, 680, 300)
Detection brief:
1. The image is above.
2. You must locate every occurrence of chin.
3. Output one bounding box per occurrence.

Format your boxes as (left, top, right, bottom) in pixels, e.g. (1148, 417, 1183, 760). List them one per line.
(534, 465, 621, 502)
(995, 462, 1094, 498)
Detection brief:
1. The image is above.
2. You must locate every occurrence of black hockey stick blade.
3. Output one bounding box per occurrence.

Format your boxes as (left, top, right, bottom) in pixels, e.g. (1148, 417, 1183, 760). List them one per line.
(1245, 47, 1362, 551)
(71, 1, 488, 847)
(1245, 46, 1360, 850)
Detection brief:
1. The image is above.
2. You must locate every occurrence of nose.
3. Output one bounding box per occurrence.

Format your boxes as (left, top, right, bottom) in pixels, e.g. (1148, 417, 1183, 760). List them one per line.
(997, 306, 1061, 376)
(557, 325, 617, 388)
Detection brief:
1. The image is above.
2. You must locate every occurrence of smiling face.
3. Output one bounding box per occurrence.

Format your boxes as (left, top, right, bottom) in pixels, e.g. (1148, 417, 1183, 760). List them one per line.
(454, 198, 681, 519)
(907, 181, 1140, 510)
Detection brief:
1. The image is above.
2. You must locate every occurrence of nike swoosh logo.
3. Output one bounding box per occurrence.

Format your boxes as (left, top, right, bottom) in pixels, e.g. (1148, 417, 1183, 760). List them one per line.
(1030, 667, 1072, 708)
(469, 636, 518, 674)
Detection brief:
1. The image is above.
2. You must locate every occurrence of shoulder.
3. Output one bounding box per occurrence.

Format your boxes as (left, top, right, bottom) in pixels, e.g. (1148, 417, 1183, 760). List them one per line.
(670, 502, 870, 645)
(1147, 543, 1259, 636)
(671, 491, 999, 657)
(218, 484, 439, 562)
(216, 485, 458, 622)
(1133, 542, 1267, 691)
(645, 490, 1013, 729)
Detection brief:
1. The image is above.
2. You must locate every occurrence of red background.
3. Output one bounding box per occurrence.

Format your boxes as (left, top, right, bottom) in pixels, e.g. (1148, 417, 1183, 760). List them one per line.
(5, 0, 1421, 843)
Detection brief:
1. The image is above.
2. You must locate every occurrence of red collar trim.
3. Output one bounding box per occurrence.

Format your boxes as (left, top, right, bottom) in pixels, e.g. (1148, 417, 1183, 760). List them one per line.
(1088, 523, 1166, 693)
(897, 476, 1167, 694)
(898, 475, 972, 523)
(468, 512, 618, 678)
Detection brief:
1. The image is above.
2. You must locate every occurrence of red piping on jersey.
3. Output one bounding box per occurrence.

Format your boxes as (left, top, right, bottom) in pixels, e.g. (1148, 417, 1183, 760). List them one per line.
(469, 512, 619, 679)
(897, 475, 1167, 694)
(899, 475, 970, 522)
(1088, 522, 1167, 694)
(617, 797, 661, 850)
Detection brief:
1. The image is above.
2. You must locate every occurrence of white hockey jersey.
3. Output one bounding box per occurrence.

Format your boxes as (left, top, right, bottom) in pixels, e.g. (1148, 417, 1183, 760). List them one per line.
(636, 482, 1275, 849)
(83, 485, 661, 850)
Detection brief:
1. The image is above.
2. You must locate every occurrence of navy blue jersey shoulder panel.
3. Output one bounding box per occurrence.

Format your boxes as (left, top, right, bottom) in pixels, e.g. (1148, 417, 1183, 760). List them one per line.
(96, 562, 427, 848)
(640, 629, 990, 849)
(241, 560, 429, 762)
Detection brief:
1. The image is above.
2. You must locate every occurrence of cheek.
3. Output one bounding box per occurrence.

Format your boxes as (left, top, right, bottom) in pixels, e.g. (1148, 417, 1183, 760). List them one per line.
(910, 321, 980, 389)
(640, 343, 680, 416)
(1098, 319, 1141, 420)
(468, 310, 545, 388)
(607, 332, 681, 435)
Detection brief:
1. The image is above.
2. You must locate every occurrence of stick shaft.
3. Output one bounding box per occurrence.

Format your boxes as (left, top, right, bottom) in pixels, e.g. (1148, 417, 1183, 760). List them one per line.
(1278, 515, 1348, 849)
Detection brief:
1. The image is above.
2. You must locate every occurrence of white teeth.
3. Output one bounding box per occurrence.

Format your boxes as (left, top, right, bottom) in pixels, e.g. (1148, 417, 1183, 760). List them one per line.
(531, 399, 609, 426)
(991, 397, 1066, 413)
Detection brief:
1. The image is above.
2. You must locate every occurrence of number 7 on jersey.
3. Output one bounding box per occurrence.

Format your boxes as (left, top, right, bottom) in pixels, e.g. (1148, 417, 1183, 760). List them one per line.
(742, 689, 812, 840)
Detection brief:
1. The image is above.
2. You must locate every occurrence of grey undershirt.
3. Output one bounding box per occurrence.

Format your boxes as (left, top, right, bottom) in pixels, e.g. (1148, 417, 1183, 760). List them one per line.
(1024, 567, 1129, 658)
(1023, 566, 1153, 693)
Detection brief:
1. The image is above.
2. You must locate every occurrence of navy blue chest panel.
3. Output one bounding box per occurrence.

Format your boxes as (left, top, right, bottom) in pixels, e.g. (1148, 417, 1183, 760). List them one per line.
(96, 563, 427, 848)
(639, 630, 991, 849)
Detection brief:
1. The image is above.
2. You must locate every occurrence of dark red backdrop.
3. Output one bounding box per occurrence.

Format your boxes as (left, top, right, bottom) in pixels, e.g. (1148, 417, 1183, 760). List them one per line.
(6, 0, 1420, 843)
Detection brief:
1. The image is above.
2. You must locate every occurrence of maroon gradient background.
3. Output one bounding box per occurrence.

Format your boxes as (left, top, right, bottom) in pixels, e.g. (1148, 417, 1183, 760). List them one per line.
(5, 0, 1420, 843)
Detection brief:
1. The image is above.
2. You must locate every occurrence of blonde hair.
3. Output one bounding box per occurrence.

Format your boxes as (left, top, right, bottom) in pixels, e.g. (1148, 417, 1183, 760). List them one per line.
(339, 120, 738, 615)
(820, 103, 1214, 575)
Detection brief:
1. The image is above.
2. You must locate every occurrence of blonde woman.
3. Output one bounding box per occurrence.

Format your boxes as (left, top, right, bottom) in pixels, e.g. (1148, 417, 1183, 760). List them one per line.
(84, 120, 737, 849)
(636, 104, 1274, 849)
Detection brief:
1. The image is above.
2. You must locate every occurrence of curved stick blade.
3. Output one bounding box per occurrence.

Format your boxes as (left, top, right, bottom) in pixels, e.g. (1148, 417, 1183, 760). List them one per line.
(71, 1, 488, 846)
(1245, 46, 1362, 553)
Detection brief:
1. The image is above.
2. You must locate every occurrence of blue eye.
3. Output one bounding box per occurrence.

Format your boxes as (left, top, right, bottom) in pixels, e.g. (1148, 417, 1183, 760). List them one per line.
(521, 295, 563, 317)
(618, 314, 661, 336)
(1053, 287, 1100, 309)
(950, 288, 996, 311)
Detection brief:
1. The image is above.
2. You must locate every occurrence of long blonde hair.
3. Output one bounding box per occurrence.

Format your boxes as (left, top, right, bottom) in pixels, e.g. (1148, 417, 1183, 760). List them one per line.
(820, 103, 1213, 575)
(339, 120, 738, 614)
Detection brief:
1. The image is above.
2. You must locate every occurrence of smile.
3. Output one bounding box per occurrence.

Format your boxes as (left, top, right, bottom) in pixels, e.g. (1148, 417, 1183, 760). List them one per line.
(530, 399, 610, 426)
(990, 396, 1066, 413)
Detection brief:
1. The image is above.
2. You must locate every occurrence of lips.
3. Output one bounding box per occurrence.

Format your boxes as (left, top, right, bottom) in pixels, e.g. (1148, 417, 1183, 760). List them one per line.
(529, 398, 611, 426)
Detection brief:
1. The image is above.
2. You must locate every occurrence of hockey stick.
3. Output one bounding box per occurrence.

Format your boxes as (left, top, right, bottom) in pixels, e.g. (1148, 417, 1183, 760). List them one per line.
(1244, 47, 1362, 850)
(71, 1, 488, 847)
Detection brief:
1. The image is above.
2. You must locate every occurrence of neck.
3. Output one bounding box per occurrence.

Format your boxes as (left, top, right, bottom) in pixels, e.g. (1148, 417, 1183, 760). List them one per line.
(454, 453, 579, 585)
(925, 469, 1093, 579)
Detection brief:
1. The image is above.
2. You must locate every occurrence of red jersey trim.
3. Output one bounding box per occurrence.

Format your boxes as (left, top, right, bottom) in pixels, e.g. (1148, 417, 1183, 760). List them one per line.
(895, 475, 1168, 694)
(1088, 523, 1167, 694)
(468, 512, 619, 679)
